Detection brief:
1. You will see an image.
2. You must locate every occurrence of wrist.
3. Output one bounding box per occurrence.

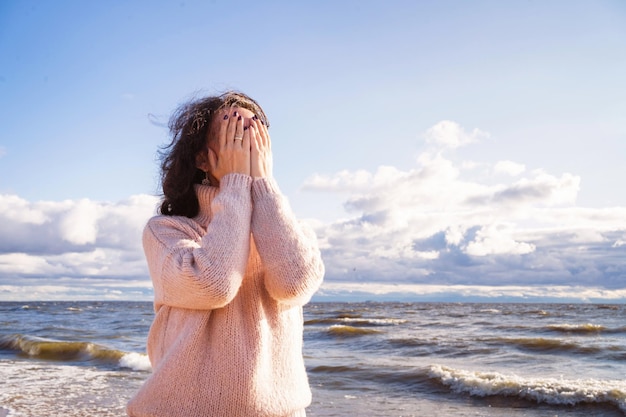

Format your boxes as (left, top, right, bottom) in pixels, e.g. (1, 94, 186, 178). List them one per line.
(251, 176, 280, 200)
(220, 172, 253, 189)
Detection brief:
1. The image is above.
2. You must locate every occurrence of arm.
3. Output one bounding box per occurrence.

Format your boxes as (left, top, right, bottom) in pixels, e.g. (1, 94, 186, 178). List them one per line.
(144, 174, 253, 310)
(251, 177, 325, 305)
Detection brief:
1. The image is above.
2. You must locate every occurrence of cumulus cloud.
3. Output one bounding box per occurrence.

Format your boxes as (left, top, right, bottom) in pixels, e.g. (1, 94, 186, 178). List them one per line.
(465, 223, 535, 256)
(304, 121, 626, 292)
(490, 170, 579, 207)
(0, 193, 159, 290)
(424, 120, 489, 149)
(494, 160, 525, 176)
(60, 199, 101, 245)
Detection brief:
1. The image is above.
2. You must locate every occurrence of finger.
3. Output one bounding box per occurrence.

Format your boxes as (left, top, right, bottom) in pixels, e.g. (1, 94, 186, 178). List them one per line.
(248, 119, 259, 148)
(225, 109, 239, 146)
(217, 111, 229, 148)
(254, 118, 270, 149)
(233, 113, 244, 143)
(242, 123, 252, 151)
(248, 123, 259, 152)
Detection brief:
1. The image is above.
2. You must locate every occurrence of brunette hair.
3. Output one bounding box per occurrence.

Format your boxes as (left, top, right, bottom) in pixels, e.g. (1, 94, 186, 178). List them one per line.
(158, 91, 269, 217)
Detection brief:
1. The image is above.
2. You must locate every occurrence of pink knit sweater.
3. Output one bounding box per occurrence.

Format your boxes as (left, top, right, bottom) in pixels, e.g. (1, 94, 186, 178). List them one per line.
(127, 173, 325, 417)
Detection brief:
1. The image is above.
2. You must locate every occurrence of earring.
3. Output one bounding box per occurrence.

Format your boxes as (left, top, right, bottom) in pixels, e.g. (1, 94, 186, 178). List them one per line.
(202, 171, 210, 186)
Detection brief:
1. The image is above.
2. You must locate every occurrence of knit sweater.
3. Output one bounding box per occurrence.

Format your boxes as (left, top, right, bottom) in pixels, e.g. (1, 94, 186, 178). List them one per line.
(126, 173, 325, 417)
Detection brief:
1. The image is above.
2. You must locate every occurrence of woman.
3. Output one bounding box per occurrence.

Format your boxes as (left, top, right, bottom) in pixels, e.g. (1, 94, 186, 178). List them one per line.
(127, 91, 325, 417)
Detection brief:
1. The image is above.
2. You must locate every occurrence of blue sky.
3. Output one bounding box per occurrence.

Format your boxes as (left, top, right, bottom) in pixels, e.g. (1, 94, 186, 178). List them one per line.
(1, 0, 625, 302)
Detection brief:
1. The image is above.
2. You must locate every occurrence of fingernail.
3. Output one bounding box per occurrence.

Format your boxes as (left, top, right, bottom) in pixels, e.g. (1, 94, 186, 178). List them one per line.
(252, 115, 258, 120)
(237, 115, 242, 121)
(233, 111, 238, 116)
(244, 126, 248, 131)
(223, 114, 229, 120)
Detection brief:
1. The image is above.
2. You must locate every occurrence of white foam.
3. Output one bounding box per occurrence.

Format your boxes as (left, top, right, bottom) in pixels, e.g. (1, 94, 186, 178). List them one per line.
(0, 360, 145, 416)
(429, 364, 626, 412)
(119, 352, 152, 371)
(339, 317, 407, 325)
(548, 323, 605, 331)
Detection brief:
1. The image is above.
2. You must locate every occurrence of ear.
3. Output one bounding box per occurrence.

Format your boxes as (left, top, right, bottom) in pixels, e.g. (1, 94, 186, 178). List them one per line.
(195, 149, 210, 172)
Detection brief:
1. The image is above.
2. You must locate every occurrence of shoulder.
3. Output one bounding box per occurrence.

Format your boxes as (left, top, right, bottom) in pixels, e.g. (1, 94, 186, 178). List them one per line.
(144, 214, 204, 242)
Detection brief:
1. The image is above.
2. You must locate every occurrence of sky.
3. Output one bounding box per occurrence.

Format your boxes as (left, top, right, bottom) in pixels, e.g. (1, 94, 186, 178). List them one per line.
(1, 0, 625, 302)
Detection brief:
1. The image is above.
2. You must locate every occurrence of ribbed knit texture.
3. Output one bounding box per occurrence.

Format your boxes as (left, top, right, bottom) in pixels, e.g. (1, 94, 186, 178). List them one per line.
(127, 173, 325, 417)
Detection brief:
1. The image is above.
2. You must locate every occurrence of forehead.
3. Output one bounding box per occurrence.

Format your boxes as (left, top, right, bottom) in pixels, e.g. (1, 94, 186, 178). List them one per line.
(215, 106, 255, 118)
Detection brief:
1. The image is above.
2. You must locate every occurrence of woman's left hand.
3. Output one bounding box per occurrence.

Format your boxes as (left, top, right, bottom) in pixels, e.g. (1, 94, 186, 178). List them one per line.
(249, 118, 273, 178)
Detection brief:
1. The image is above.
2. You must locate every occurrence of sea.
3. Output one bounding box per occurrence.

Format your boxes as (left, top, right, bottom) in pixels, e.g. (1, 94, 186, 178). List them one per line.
(0, 301, 625, 417)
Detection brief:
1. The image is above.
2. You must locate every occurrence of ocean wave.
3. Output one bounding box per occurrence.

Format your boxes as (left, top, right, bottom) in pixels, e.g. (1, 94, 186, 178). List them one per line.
(490, 336, 604, 354)
(388, 337, 439, 349)
(522, 309, 550, 316)
(597, 304, 621, 311)
(0, 334, 150, 371)
(309, 363, 434, 391)
(546, 323, 606, 334)
(545, 323, 626, 335)
(478, 308, 501, 314)
(306, 317, 406, 327)
(429, 364, 626, 412)
(326, 325, 383, 336)
(119, 351, 152, 371)
(310, 364, 363, 373)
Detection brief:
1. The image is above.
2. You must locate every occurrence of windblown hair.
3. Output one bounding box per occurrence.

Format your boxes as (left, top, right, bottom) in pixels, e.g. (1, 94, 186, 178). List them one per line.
(158, 91, 269, 217)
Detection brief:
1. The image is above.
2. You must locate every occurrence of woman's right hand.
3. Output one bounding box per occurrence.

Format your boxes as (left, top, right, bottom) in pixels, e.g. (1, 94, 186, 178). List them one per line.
(208, 110, 251, 182)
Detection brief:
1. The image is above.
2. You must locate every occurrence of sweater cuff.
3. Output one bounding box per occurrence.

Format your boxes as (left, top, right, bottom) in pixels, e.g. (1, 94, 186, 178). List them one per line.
(251, 177, 281, 201)
(221, 173, 253, 190)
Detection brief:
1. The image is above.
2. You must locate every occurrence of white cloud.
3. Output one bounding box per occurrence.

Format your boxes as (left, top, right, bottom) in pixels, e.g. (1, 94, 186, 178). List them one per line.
(465, 223, 536, 256)
(0, 193, 158, 287)
(491, 170, 580, 207)
(60, 199, 101, 245)
(0, 253, 66, 275)
(423, 120, 489, 149)
(494, 160, 526, 176)
(304, 121, 626, 291)
(3, 194, 52, 224)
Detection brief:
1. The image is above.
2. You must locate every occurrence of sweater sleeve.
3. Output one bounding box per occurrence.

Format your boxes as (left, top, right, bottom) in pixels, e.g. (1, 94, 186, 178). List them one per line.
(143, 174, 253, 310)
(251, 177, 325, 305)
